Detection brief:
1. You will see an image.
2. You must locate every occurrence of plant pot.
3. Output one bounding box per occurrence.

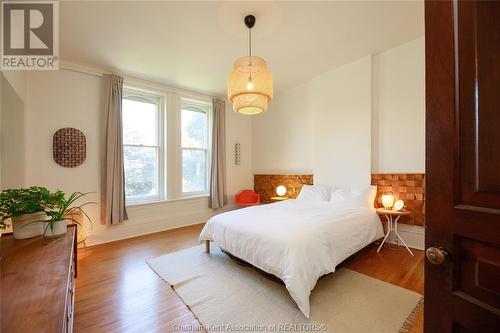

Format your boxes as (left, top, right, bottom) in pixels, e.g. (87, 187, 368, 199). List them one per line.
(43, 220, 67, 238)
(12, 212, 45, 239)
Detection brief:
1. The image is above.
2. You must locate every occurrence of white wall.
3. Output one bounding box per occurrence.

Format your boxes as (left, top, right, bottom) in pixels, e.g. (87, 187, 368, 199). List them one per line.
(310, 57, 372, 188)
(0, 72, 26, 189)
(252, 56, 372, 188)
(371, 37, 425, 172)
(250, 78, 314, 174)
(26, 70, 103, 242)
(225, 103, 253, 195)
(25, 69, 252, 245)
(253, 37, 425, 181)
(2, 71, 27, 102)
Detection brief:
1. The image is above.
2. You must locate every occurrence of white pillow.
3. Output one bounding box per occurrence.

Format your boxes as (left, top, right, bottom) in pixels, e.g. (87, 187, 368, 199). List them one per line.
(296, 184, 331, 202)
(329, 185, 377, 208)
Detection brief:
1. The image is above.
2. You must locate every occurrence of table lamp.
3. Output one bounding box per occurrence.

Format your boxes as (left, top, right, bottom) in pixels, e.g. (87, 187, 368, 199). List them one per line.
(381, 194, 395, 210)
(276, 185, 287, 197)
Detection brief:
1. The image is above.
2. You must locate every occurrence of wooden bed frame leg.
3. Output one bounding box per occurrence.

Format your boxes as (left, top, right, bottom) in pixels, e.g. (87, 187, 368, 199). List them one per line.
(205, 240, 210, 254)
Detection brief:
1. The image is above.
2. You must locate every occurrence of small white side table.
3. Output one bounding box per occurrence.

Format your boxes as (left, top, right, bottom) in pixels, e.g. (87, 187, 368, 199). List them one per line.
(376, 208, 414, 256)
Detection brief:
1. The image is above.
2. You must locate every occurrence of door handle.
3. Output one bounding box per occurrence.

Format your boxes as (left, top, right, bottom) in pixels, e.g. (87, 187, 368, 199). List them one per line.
(426, 247, 448, 265)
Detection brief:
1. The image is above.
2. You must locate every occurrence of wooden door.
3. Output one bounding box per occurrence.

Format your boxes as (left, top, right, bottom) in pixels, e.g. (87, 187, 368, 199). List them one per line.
(425, 0, 500, 332)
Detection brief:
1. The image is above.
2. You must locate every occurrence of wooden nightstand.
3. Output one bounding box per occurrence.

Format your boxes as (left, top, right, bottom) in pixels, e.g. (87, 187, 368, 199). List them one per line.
(376, 208, 414, 256)
(270, 196, 289, 202)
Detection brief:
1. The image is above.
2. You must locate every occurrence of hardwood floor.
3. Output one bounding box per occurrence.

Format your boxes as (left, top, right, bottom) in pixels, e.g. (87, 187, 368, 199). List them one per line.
(75, 224, 424, 333)
(75, 224, 203, 333)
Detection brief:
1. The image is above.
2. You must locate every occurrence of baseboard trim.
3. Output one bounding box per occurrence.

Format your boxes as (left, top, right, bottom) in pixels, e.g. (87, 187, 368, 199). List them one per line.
(387, 224, 425, 251)
(85, 202, 240, 247)
(85, 220, 205, 247)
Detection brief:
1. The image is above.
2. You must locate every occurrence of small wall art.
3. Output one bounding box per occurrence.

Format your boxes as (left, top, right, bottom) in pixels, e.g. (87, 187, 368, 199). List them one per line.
(53, 127, 86, 167)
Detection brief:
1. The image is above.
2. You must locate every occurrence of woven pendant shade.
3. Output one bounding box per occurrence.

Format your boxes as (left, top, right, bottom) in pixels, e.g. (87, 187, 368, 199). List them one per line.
(228, 56, 273, 115)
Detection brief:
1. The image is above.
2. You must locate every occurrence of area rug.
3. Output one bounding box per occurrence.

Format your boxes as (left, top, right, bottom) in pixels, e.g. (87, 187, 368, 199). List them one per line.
(147, 245, 423, 333)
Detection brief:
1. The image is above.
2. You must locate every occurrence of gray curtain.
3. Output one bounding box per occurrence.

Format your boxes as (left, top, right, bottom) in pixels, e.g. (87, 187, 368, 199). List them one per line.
(209, 99, 227, 208)
(101, 74, 128, 224)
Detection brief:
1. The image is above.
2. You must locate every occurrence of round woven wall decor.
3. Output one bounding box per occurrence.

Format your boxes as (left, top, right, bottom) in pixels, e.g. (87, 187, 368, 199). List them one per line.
(53, 128, 86, 167)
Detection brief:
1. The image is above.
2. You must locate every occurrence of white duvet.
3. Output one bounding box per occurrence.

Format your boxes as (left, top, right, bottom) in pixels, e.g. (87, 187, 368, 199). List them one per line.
(199, 199, 384, 318)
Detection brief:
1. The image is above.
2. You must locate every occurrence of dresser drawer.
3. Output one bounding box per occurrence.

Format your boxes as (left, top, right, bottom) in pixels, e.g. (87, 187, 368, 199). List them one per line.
(1, 225, 78, 333)
(66, 242, 76, 333)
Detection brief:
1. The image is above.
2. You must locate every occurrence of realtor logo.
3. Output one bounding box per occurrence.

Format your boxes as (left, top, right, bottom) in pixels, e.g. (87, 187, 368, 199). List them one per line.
(1, 1, 59, 70)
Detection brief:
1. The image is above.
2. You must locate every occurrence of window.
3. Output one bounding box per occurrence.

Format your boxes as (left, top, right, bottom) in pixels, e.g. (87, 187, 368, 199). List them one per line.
(122, 90, 164, 204)
(122, 87, 211, 205)
(181, 99, 211, 194)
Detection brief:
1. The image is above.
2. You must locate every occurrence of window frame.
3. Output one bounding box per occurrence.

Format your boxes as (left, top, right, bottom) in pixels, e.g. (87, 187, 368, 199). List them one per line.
(180, 98, 212, 197)
(122, 88, 166, 205)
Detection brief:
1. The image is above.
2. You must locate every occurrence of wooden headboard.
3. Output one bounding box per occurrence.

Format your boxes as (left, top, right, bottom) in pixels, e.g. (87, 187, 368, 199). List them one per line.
(254, 174, 313, 204)
(371, 173, 425, 226)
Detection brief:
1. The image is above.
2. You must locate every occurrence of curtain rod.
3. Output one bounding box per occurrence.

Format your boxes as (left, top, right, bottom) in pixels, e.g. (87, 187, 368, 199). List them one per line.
(60, 61, 223, 100)
(60, 64, 104, 77)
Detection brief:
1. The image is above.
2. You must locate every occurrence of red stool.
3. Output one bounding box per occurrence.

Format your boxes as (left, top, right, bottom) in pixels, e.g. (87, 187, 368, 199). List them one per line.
(235, 189, 260, 206)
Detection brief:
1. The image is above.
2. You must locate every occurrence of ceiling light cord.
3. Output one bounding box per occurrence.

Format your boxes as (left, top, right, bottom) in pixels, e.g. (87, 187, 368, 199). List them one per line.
(248, 27, 252, 67)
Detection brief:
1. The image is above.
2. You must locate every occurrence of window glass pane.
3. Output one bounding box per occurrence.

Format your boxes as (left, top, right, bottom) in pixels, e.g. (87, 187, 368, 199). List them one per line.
(123, 98, 158, 146)
(182, 149, 207, 192)
(124, 146, 158, 199)
(181, 108, 207, 148)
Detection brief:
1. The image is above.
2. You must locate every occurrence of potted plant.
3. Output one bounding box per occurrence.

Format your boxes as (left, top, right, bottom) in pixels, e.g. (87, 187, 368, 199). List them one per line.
(42, 191, 94, 238)
(0, 187, 55, 239)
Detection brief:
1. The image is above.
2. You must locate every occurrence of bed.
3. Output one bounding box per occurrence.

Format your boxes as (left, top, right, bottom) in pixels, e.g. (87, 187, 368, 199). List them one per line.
(199, 187, 384, 318)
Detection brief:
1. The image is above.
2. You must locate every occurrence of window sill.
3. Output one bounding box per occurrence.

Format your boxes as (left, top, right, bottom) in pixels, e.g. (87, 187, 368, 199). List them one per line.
(126, 194, 209, 208)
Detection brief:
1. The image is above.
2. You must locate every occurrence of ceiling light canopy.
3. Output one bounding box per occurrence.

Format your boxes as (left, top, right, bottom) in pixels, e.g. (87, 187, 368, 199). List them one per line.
(228, 15, 273, 115)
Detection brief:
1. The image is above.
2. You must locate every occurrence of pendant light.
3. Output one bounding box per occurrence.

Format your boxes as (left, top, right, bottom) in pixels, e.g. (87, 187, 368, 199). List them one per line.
(228, 15, 273, 115)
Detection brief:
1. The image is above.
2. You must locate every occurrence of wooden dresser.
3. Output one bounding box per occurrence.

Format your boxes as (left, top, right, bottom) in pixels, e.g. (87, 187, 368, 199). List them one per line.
(1, 225, 77, 333)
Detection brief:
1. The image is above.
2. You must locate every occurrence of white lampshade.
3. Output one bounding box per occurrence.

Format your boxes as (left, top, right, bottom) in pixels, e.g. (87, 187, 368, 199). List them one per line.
(394, 199, 405, 211)
(276, 185, 287, 197)
(381, 194, 395, 210)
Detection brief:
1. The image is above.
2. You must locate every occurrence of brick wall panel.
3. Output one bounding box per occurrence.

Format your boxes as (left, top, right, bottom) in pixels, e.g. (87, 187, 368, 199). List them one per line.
(254, 174, 313, 204)
(254, 173, 425, 226)
(371, 173, 425, 226)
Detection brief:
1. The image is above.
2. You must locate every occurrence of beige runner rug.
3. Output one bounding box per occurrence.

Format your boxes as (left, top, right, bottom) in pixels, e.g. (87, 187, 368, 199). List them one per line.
(147, 245, 422, 333)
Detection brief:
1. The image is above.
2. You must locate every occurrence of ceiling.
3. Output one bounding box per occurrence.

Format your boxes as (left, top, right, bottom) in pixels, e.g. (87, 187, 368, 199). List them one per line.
(60, 1, 424, 96)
